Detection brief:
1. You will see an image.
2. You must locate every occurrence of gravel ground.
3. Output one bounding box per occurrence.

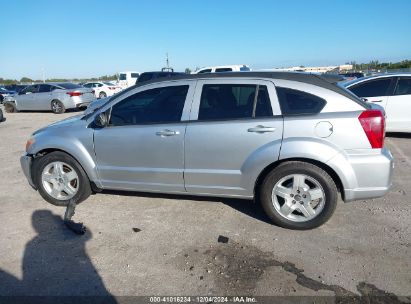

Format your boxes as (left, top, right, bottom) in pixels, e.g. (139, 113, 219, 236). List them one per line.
(0, 109, 410, 301)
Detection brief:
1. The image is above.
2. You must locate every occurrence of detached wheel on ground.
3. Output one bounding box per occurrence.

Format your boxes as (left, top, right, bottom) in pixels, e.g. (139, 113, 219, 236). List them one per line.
(51, 100, 65, 114)
(260, 161, 338, 230)
(99, 91, 107, 99)
(3, 101, 17, 113)
(33, 151, 91, 207)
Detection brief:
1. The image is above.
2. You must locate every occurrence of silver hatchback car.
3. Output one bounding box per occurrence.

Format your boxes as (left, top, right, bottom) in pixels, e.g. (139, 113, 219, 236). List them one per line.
(4, 83, 95, 114)
(20, 72, 394, 229)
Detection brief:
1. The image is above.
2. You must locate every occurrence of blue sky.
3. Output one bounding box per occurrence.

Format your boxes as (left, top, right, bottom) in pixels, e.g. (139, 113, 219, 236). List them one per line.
(1, 0, 410, 79)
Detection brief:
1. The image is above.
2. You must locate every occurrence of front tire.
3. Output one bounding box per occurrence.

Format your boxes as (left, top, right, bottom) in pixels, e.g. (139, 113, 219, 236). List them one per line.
(33, 151, 91, 206)
(260, 161, 338, 230)
(51, 100, 65, 114)
(3, 101, 17, 113)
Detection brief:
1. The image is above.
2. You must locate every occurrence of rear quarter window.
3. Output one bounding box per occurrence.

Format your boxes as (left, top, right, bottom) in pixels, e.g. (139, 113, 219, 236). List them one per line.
(276, 87, 326, 115)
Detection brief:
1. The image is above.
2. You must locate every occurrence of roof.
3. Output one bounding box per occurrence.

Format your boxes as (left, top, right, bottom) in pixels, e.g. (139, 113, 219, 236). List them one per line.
(112, 71, 363, 107)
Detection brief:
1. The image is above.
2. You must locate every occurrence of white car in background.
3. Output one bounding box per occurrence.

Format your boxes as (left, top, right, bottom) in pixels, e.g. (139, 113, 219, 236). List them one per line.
(83, 82, 122, 99)
(344, 73, 411, 133)
(117, 71, 140, 89)
(193, 65, 251, 74)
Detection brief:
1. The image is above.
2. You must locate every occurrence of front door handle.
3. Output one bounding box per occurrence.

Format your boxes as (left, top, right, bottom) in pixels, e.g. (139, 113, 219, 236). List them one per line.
(156, 129, 180, 137)
(247, 125, 276, 133)
(371, 100, 383, 103)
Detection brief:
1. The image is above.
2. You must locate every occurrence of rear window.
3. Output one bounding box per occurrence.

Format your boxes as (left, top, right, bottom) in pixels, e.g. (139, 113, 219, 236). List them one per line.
(57, 83, 82, 90)
(276, 87, 326, 115)
(240, 66, 251, 71)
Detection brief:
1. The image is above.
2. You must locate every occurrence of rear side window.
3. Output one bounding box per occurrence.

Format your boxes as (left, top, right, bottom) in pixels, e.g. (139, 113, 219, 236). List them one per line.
(39, 84, 52, 93)
(215, 68, 232, 73)
(394, 77, 411, 95)
(349, 78, 392, 97)
(198, 84, 272, 121)
(110, 85, 188, 126)
(276, 87, 326, 115)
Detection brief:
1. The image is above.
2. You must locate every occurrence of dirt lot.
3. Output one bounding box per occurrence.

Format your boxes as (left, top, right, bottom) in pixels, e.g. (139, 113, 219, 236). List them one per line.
(0, 109, 410, 301)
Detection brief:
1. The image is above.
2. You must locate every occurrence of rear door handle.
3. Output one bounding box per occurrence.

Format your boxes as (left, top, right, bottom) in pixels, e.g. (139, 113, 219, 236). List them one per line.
(247, 125, 276, 133)
(156, 129, 180, 137)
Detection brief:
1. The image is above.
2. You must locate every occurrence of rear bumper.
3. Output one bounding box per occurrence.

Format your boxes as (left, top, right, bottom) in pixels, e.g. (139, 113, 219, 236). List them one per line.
(341, 148, 394, 202)
(20, 154, 37, 189)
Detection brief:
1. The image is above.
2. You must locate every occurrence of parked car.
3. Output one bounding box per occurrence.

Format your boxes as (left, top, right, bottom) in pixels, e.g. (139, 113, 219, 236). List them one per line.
(136, 69, 185, 84)
(3, 83, 95, 114)
(0, 87, 16, 103)
(344, 73, 411, 132)
(20, 72, 393, 230)
(82, 82, 122, 99)
(193, 65, 251, 74)
(117, 71, 140, 89)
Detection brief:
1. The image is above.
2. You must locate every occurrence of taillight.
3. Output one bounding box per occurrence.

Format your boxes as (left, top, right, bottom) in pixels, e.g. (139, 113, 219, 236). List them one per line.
(92, 90, 95, 94)
(358, 110, 385, 149)
(66, 91, 83, 97)
(109, 87, 116, 90)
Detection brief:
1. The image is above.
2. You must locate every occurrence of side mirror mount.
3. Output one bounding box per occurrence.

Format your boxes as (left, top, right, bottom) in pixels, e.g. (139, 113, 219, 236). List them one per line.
(93, 111, 109, 128)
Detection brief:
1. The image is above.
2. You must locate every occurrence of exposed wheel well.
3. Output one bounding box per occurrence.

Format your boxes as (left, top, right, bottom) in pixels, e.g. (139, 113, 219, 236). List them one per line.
(254, 158, 345, 201)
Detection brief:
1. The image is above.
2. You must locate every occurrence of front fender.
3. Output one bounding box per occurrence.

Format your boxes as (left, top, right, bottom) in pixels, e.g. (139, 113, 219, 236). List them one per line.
(29, 127, 101, 187)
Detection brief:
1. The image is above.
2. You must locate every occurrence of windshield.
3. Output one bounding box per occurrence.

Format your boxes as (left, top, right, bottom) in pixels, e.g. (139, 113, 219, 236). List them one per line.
(103, 82, 115, 86)
(119, 74, 127, 80)
(57, 83, 82, 89)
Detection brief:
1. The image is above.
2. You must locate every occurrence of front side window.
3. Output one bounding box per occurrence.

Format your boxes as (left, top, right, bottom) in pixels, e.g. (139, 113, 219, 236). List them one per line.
(83, 83, 92, 88)
(198, 84, 272, 121)
(131, 73, 139, 78)
(394, 77, 411, 95)
(110, 85, 189, 126)
(119, 74, 127, 80)
(21, 85, 38, 94)
(349, 78, 392, 97)
(276, 87, 326, 115)
(197, 69, 212, 74)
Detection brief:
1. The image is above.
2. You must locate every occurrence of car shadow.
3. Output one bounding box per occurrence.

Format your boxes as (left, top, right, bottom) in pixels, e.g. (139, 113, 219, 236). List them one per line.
(101, 189, 273, 225)
(386, 132, 411, 139)
(0, 210, 116, 301)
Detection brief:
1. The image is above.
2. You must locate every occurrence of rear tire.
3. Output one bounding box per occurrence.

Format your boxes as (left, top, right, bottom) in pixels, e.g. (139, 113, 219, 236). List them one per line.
(33, 151, 91, 207)
(3, 101, 17, 113)
(51, 100, 65, 114)
(99, 91, 107, 99)
(259, 161, 338, 230)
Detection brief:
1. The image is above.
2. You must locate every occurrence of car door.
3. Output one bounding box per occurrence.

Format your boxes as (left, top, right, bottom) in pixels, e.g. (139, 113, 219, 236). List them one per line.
(16, 85, 39, 110)
(184, 79, 283, 197)
(36, 84, 54, 110)
(93, 81, 196, 192)
(386, 76, 411, 132)
(348, 77, 394, 109)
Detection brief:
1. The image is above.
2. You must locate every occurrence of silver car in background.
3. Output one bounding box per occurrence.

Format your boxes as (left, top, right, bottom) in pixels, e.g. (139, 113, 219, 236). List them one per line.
(4, 83, 95, 114)
(20, 72, 394, 229)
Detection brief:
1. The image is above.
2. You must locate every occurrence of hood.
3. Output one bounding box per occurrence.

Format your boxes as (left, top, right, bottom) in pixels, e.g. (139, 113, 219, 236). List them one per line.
(33, 114, 84, 135)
